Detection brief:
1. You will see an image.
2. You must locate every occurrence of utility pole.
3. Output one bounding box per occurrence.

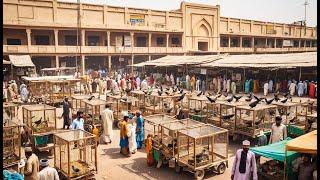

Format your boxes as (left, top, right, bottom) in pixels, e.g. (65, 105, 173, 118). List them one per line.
(303, 0, 309, 34)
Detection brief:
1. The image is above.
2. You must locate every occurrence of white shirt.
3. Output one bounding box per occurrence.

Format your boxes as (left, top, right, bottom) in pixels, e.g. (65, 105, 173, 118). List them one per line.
(269, 123, 287, 144)
(38, 166, 59, 180)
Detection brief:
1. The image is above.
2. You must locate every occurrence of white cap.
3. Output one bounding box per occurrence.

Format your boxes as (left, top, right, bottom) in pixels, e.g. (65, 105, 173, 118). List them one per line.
(242, 140, 250, 146)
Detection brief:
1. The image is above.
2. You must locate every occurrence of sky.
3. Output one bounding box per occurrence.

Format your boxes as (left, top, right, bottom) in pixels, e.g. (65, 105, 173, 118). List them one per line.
(59, 0, 317, 27)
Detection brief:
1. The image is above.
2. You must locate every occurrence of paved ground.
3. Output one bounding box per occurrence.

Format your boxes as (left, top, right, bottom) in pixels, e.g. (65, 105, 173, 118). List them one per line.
(15, 91, 315, 180)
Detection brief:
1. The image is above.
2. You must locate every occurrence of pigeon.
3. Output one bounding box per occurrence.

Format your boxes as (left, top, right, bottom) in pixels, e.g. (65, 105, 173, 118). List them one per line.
(197, 91, 202, 97)
(166, 107, 173, 113)
(33, 117, 43, 126)
(289, 117, 296, 123)
(179, 89, 184, 94)
(88, 95, 95, 101)
(217, 93, 222, 98)
(221, 114, 235, 120)
(72, 165, 80, 173)
(308, 101, 315, 106)
(247, 92, 253, 98)
(249, 100, 259, 108)
(274, 94, 280, 102)
(245, 118, 262, 127)
(160, 86, 163, 92)
(157, 91, 162, 96)
(173, 88, 177, 93)
(194, 109, 201, 113)
(177, 93, 186, 102)
(226, 95, 234, 103)
(165, 87, 170, 91)
(265, 98, 274, 105)
(281, 98, 288, 103)
(223, 92, 228, 97)
(206, 96, 217, 103)
(143, 91, 147, 94)
(234, 95, 242, 102)
(164, 91, 170, 95)
(245, 97, 252, 102)
(253, 95, 262, 102)
(283, 92, 289, 98)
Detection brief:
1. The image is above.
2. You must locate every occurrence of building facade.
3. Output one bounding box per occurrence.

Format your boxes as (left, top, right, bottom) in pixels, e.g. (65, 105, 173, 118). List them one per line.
(3, 0, 317, 73)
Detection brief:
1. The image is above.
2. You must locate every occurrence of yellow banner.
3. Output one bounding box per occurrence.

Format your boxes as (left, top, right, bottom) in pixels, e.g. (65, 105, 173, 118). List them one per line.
(266, 25, 275, 34)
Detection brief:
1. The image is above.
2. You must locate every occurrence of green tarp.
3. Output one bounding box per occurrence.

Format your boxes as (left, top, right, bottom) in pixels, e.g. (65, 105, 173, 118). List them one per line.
(250, 138, 300, 179)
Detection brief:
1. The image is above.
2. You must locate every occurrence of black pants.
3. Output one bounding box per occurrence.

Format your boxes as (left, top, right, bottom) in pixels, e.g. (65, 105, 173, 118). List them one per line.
(63, 115, 70, 129)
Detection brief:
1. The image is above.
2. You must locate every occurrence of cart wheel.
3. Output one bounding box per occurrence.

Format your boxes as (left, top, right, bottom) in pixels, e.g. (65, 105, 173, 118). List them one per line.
(217, 162, 226, 174)
(194, 170, 205, 180)
(175, 165, 182, 173)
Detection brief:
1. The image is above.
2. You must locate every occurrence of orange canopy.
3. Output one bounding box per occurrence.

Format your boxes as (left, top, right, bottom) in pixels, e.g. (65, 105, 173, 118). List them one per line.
(286, 130, 317, 154)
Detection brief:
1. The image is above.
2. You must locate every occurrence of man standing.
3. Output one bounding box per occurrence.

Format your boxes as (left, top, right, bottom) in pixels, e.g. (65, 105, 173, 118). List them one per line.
(231, 140, 258, 180)
(38, 159, 59, 180)
(185, 74, 190, 91)
(71, 111, 85, 130)
(101, 104, 114, 144)
(297, 81, 304, 97)
(263, 81, 269, 96)
(62, 97, 70, 129)
(24, 147, 40, 180)
(135, 111, 144, 149)
(269, 116, 287, 144)
(289, 80, 297, 96)
(190, 75, 196, 92)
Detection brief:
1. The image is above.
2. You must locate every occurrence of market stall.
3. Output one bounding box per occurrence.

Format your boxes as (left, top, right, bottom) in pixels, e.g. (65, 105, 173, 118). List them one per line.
(27, 80, 48, 102)
(3, 102, 18, 123)
(177, 124, 228, 180)
(187, 95, 209, 123)
(82, 98, 110, 127)
(54, 129, 97, 179)
(8, 55, 36, 82)
(234, 104, 277, 138)
(47, 80, 70, 104)
(250, 138, 299, 180)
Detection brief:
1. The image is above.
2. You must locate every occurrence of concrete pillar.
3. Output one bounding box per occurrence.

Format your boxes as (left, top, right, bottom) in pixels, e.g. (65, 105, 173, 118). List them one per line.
(304, 40, 306, 48)
(81, 29, 85, 46)
(265, 38, 268, 48)
(108, 55, 111, 70)
(298, 40, 301, 48)
(309, 40, 312, 47)
(131, 55, 134, 73)
(239, 36, 242, 48)
(107, 31, 110, 46)
(228, 36, 231, 48)
(281, 39, 284, 48)
(148, 55, 151, 61)
(26, 29, 32, 47)
(130, 32, 134, 47)
(252, 37, 254, 48)
(54, 29, 59, 46)
(148, 32, 152, 53)
(166, 33, 169, 52)
(55, 56, 59, 68)
(81, 55, 85, 75)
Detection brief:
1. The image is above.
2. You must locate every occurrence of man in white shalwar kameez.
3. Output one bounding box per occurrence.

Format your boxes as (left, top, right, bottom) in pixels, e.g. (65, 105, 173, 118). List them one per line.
(231, 140, 258, 180)
(289, 81, 297, 96)
(263, 81, 269, 96)
(170, 74, 175, 86)
(101, 104, 114, 143)
(126, 120, 137, 154)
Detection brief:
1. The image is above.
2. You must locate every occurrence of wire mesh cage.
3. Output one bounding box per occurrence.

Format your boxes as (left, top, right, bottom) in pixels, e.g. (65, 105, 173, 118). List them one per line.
(144, 114, 176, 146)
(159, 119, 205, 158)
(177, 124, 228, 170)
(54, 130, 97, 179)
(106, 94, 133, 120)
(82, 99, 109, 125)
(217, 101, 245, 134)
(206, 102, 220, 126)
(27, 80, 48, 100)
(272, 101, 299, 124)
(188, 96, 209, 122)
(235, 104, 277, 138)
(3, 121, 22, 169)
(22, 104, 57, 135)
(70, 95, 91, 114)
(48, 81, 71, 103)
(145, 93, 181, 115)
(3, 102, 18, 123)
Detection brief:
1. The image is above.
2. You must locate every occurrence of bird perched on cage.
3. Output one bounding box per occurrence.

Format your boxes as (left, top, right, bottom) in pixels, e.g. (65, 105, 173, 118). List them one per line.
(194, 109, 201, 113)
(289, 117, 296, 124)
(166, 107, 173, 114)
(179, 89, 183, 94)
(283, 92, 289, 98)
(281, 98, 288, 103)
(253, 94, 263, 102)
(160, 86, 163, 92)
(226, 95, 234, 103)
(216, 93, 222, 98)
(88, 95, 95, 101)
(157, 90, 162, 96)
(206, 96, 217, 103)
(197, 91, 202, 97)
(249, 100, 259, 108)
(245, 118, 262, 127)
(234, 95, 242, 102)
(165, 87, 170, 91)
(72, 165, 80, 173)
(264, 98, 274, 105)
(247, 92, 253, 98)
(274, 94, 280, 102)
(176, 93, 186, 102)
(164, 91, 170, 95)
(221, 114, 235, 120)
(245, 97, 252, 102)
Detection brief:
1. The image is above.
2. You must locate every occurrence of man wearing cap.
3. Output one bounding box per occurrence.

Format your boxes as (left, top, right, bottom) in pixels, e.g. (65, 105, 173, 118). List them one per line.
(231, 140, 258, 180)
(38, 159, 59, 180)
(135, 111, 145, 149)
(24, 147, 40, 180)
(269, 116, 287, 144)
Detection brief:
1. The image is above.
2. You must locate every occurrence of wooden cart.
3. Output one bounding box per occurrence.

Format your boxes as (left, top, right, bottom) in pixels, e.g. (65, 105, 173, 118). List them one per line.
(234, 104, 277, 138)
(177, 124, 229, 180)
(206, 102, 221, 126)
(144, 114, 177, 142)
(82, 99, 110, 126)
(54, 129, 97, 179)
(188, 96, 209, 123)
(3, 102, 18, 123)
(3, 121, 23, 172)
(22, 104, 57, 152)
(145, 93, 181, 116)
(27, 80, 48, 102)
(157, 119, 205, 167)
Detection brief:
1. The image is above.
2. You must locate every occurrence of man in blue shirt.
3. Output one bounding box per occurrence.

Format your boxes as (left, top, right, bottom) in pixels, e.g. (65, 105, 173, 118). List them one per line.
(71, 111, 84, 130)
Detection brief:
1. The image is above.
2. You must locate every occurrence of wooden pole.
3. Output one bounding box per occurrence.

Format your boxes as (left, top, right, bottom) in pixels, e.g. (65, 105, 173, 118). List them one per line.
(299, 67, 302, 81)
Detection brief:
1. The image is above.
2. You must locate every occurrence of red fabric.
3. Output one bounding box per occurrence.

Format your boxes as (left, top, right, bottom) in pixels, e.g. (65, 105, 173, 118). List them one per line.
(309, 83, 315, 98)
(131, 79, 137, 90)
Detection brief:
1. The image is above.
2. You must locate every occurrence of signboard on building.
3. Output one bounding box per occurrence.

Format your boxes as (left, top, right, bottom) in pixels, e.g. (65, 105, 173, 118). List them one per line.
(130, 14, 145, 26)
(200, 69, 207, 75)
(283, 39, 293, 47)
(266, 25, 275, 34)
(124, 36, 131, 47)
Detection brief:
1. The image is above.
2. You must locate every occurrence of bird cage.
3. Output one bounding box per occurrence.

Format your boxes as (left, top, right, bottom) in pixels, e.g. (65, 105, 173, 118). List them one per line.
(146, 93, 181, 116)
(82, 99, 109, 125)
(302, 100, 317, 132)
(144, 114, 176, 145)
(22, 104, 57, 135)
(218, 101, 245, 136)
(48, 80, 70, 104)
(177, 124, 228, 179)
(3, 102, 18, 123)
(54, 130, 97, 179)
(70, 95, 91, 114)
(68, 79, 83, 95)
(105, 94, 134, 122)
(130, 90, 147, 109)
(27, 80, 48, 101)
(272, 101, 299, 124)
(159, 118, 205, 159)
(234, 104, 277, 138)
(206, 102, 221, 126)
(3, 121, 22, 171)
(188, 95, 209, 122)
